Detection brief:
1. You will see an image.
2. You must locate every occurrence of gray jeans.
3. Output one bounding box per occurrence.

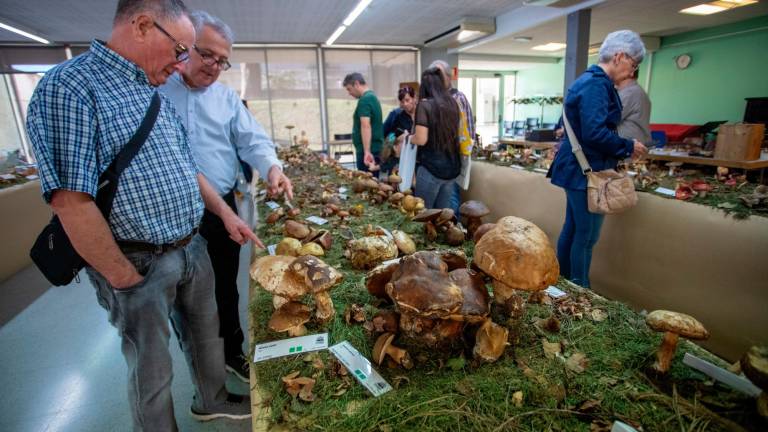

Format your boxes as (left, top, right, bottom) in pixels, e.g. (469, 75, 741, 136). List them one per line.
(415, 166, 457, 209)
(87, 234, 227, 432)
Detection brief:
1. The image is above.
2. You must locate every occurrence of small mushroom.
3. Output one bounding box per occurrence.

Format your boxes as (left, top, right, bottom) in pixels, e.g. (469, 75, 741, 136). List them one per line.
(297, 242, 324, 257)
(413, 208, 442, 223)
(666, 161, 683, 177)
(349, 204, 364, 216)
(388, 173, 402, 189)
(675, 183, 695, 201)
(459, 201, 490, 237)
(304, 229, 333, 251)
(276, 237, 302, 256)
(691, 180, 713, 198)
(284, 220, 310, 240)
(424, 221, 438, 242)
(287, 208, 301, 218)
(473, 223, 497, 243)
(388, 192, 404, 207)
(269, 302, 311, 337)
(473, 319, 509, 362)
(444, 224, 465, 246)
(266, 208, 285, 224)
(337, 210, 350, 221)
(392, 230, 416, 255)
(284, 255, 343, 324)
(645, 310, 709, 373)
(741, 345, 768, 418)
(372, 333, 413, 369)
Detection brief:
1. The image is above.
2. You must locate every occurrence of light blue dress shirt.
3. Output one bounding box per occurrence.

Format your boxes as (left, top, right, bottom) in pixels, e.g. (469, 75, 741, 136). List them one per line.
(160, 73, 281, 195)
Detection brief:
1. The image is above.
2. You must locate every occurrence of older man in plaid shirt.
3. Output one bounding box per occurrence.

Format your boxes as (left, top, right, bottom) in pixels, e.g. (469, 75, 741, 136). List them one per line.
(26, 0, 259, 430)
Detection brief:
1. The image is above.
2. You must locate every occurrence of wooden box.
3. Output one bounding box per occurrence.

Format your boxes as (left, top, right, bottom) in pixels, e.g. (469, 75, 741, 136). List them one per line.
(714, 123, 765, 161)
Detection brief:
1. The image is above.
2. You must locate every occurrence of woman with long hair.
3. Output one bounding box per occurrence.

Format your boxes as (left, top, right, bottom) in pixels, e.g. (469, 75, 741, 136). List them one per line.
(409, 67, 460, 209)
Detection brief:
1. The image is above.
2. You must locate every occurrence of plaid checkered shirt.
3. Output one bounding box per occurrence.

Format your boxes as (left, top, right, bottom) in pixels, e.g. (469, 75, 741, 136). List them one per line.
(27, 40, 203, 244)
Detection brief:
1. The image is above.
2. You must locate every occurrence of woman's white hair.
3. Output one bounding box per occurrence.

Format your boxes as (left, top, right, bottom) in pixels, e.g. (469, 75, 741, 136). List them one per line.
(189, 10, 234, 45)
(598, 30, 646, 64)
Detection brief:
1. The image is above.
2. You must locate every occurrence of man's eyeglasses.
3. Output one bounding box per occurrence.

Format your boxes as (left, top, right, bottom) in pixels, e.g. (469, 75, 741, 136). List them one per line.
(193, 45, 232, 71)
(153, 21, 189, 63)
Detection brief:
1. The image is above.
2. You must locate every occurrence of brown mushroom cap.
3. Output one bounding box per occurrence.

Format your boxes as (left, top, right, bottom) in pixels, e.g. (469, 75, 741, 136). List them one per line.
(473, 319, 509, 362)
(276, 237, 302, 256)
(372, 310, 400, 333)
(645, 310, 709, 340)
(413, 208, 442, 222)
(449, 268, 490, 321)
(386, 253, 463, 318)
(473, 223, 497, 243)
(304, 229, 333, 251)
(297, 242, 325, 257)
(460, 200, 490, 218)
(445, 224, 465, 246)
(436, 208, 456, 226)
(473, 216, 559, 292)
(438, 250, 468, 271)
(251, 256, 308, 299)
(269, 302, 311, 334)
(372, 332, 396, 365)
(284, 220, 310, 239)
(741, 345, 768, 391)
(366, 261, 400, 299)
(284, 255, 343, 294)
(388, 174, 402, 185)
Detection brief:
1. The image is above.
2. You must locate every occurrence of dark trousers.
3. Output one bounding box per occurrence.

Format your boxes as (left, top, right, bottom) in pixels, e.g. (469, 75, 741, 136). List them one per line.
(199, 190, 245, 364)
(355, 151, 382, 173)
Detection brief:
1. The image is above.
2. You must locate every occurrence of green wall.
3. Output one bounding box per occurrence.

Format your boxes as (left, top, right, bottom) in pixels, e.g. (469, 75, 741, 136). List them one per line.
(648, 15, 768, 124)
(512, 60, 564, 125)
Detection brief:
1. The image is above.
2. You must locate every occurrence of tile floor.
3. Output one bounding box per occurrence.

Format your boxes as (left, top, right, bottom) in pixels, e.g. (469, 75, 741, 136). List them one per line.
(0, 245, 254, 432)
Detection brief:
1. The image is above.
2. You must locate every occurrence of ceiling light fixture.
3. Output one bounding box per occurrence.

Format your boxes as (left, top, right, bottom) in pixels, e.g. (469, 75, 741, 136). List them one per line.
(532, 42, 567, 51)
(325, 0, 373, 46)
(680, 0, 758, 15)
(0, 21, 50, 44)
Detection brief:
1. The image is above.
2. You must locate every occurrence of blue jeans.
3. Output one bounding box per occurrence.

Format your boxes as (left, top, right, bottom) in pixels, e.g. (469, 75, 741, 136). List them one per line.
(87, 235, 228, 431)
(449, 182, 461, 215)
(557, 188, 605, 288)
(415, 166, 456, 209)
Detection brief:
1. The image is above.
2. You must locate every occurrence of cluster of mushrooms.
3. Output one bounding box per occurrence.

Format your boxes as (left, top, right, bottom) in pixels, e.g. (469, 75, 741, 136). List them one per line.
(251, 254, 343, 334)
(410, 200, 491, 247)
(273, 220, 333, 257)
(345, 225, 415, 270)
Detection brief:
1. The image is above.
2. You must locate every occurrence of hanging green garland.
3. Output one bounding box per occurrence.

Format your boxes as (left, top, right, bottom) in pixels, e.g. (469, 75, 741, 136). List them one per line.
(508, 95, 563, 105)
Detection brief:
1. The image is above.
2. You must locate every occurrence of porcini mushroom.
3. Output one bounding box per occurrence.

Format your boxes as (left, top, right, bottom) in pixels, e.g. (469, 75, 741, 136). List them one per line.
(741, 345, 768, 418)
(251, 255, 309, 309)
(372, 333, 413, 369)
(284, 220, 310, 240)
(283, 255, 343, 324)
(296, 242, 324, 257)
(473, 319, 509, 362)
(459, 201, 491, 237)
(276, 237, 302, 256)
(392, 230, 416, 255)
(444, 224, 465, 246)
(473, 223, 497, 243)
(266, 208, 285, 224)
(269, 302, 311, 337)
(645, 310, 709, 373)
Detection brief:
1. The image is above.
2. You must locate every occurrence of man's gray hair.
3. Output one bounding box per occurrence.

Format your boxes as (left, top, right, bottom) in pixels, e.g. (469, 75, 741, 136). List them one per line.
(189, 10, 235, 45)
(429, 60, 451, 72)
(114, 0, 188, 24)
(598, 30, 646, 64)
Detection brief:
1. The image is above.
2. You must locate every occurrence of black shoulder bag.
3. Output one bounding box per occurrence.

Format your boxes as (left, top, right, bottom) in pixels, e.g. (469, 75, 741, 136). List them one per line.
(30, 92, 162, 286)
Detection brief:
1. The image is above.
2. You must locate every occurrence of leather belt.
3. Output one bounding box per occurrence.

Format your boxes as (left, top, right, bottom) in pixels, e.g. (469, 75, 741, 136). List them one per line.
(118, 228, 198, 255)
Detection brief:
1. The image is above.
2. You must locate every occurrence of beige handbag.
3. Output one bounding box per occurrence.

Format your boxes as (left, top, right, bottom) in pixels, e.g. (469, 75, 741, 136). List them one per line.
(562, 113, 638, 214)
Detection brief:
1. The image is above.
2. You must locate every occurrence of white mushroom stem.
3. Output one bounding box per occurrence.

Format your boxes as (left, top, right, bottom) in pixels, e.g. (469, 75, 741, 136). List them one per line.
(653, 331, 679, 373)
(313, 292, 335, 323)
(287, 324, 307, 337)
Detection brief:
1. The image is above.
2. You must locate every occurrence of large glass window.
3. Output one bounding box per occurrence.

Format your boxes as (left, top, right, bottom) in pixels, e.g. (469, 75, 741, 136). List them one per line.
(372, 51, 417, 120)
(0, 77, 24, 156)
(221, 49, 273, 146)
(324, 50, 373, 140)
(266, 49, 322, 150)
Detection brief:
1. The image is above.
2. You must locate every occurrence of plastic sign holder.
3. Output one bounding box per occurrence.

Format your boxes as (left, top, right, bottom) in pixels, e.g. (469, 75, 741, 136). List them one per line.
(253, 333, 329, 362)
(329, 341, 392, 397)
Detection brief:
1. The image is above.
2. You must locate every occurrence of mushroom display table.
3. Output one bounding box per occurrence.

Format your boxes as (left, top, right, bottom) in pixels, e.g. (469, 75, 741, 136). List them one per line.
(247, 150, 765, 432)
(497, 137, 557, 151)
(646, 149, 768, 182)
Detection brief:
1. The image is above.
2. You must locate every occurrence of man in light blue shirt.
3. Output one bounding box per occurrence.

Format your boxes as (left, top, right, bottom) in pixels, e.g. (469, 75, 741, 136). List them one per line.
(160, 10, 293, 383)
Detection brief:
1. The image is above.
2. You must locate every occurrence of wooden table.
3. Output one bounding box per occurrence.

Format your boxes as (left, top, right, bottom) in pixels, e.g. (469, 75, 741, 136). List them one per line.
(497, 137, 557, 151)
(646, 150, 768, 181)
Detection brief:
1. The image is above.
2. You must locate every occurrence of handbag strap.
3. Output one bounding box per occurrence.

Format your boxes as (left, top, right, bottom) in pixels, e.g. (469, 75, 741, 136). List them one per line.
(562, 111, 592, 174)
(95, 91, 162, 214)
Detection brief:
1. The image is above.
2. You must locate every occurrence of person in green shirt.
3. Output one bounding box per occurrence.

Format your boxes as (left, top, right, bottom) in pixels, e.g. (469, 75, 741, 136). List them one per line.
(343, 73, 383, 172)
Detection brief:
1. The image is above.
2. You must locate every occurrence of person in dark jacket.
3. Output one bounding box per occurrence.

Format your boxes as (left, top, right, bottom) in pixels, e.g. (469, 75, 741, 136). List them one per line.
(381, 86, 416, 174)
(549, 30, 648, 288)
(409, 67, 460, 209)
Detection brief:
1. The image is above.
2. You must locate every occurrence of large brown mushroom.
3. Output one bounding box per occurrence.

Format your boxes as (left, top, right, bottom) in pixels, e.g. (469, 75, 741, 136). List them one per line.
(284, 255, 343, 324)
(269, 302, 311, 337)
(645, 310, 709, 373)
(741, 345, 768, 417)
(250, 255, 303, 309)
(372, 333, 413, 369)
(284, 220, 310, 240)
(345, 235, 399, 270)
(459, 201, 490, 236)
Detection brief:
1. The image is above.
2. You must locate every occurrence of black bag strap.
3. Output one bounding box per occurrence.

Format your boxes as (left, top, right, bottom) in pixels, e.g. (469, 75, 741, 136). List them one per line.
(95, 91, 161, 216)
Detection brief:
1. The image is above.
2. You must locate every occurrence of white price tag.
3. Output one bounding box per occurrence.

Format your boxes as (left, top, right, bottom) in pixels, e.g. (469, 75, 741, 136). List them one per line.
(338, 187, 348, 193)
(267, 244, 277, 256)
(25, 174, 39, 180)
(253, 333, 329, 362)
(510, 165, 524, 170)
(265, 201, 281, 210)
(305, 216, 328, 225)
(0, 174, 16, 181)
(654, 187, 676, 197)
(533, 168, 549, 174)
(329, 341, 392, 397)
(545, 286, 567, 299)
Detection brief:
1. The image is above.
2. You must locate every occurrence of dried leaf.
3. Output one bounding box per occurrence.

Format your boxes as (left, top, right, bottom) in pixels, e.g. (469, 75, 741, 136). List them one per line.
(542, 339, 562, 360)
(590, 309, 607, 322)
(312, 357, 325, 370)
(512, 390, 524, 407)
(589, 419, 612, 432)
(392, 375, 410, 389)
(298, 380, 316, 402)
(536, 316, 561, 333)
(454, 378, 475, 396)
(565, 352, 589, 373)
(578, 398, 602, 412)
(281, 370, 301, 383)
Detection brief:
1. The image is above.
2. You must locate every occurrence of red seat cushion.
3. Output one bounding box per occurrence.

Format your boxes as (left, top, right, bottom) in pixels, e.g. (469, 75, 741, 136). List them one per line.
(650, 124, 699, 142)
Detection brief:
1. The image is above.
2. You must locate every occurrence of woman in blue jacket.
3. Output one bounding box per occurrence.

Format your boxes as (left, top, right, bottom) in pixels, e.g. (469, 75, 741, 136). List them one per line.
(549, 30, 649, 288)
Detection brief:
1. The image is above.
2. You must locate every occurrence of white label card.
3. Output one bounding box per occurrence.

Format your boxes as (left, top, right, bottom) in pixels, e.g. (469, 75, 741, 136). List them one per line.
(654, 187, 676, 197)
(545, 286, 567, 299)
(253, 333, 329, 362)
(267, 244, 277, 256)
(25, 174, 39, 180)
(0, 174, 16, 180)
(305, 216, 328, 225)
(329, 341, 392, 397)
(338, 187, 348, 193)
(533, 168, 549, 174)
(510, 165, 524, 170)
